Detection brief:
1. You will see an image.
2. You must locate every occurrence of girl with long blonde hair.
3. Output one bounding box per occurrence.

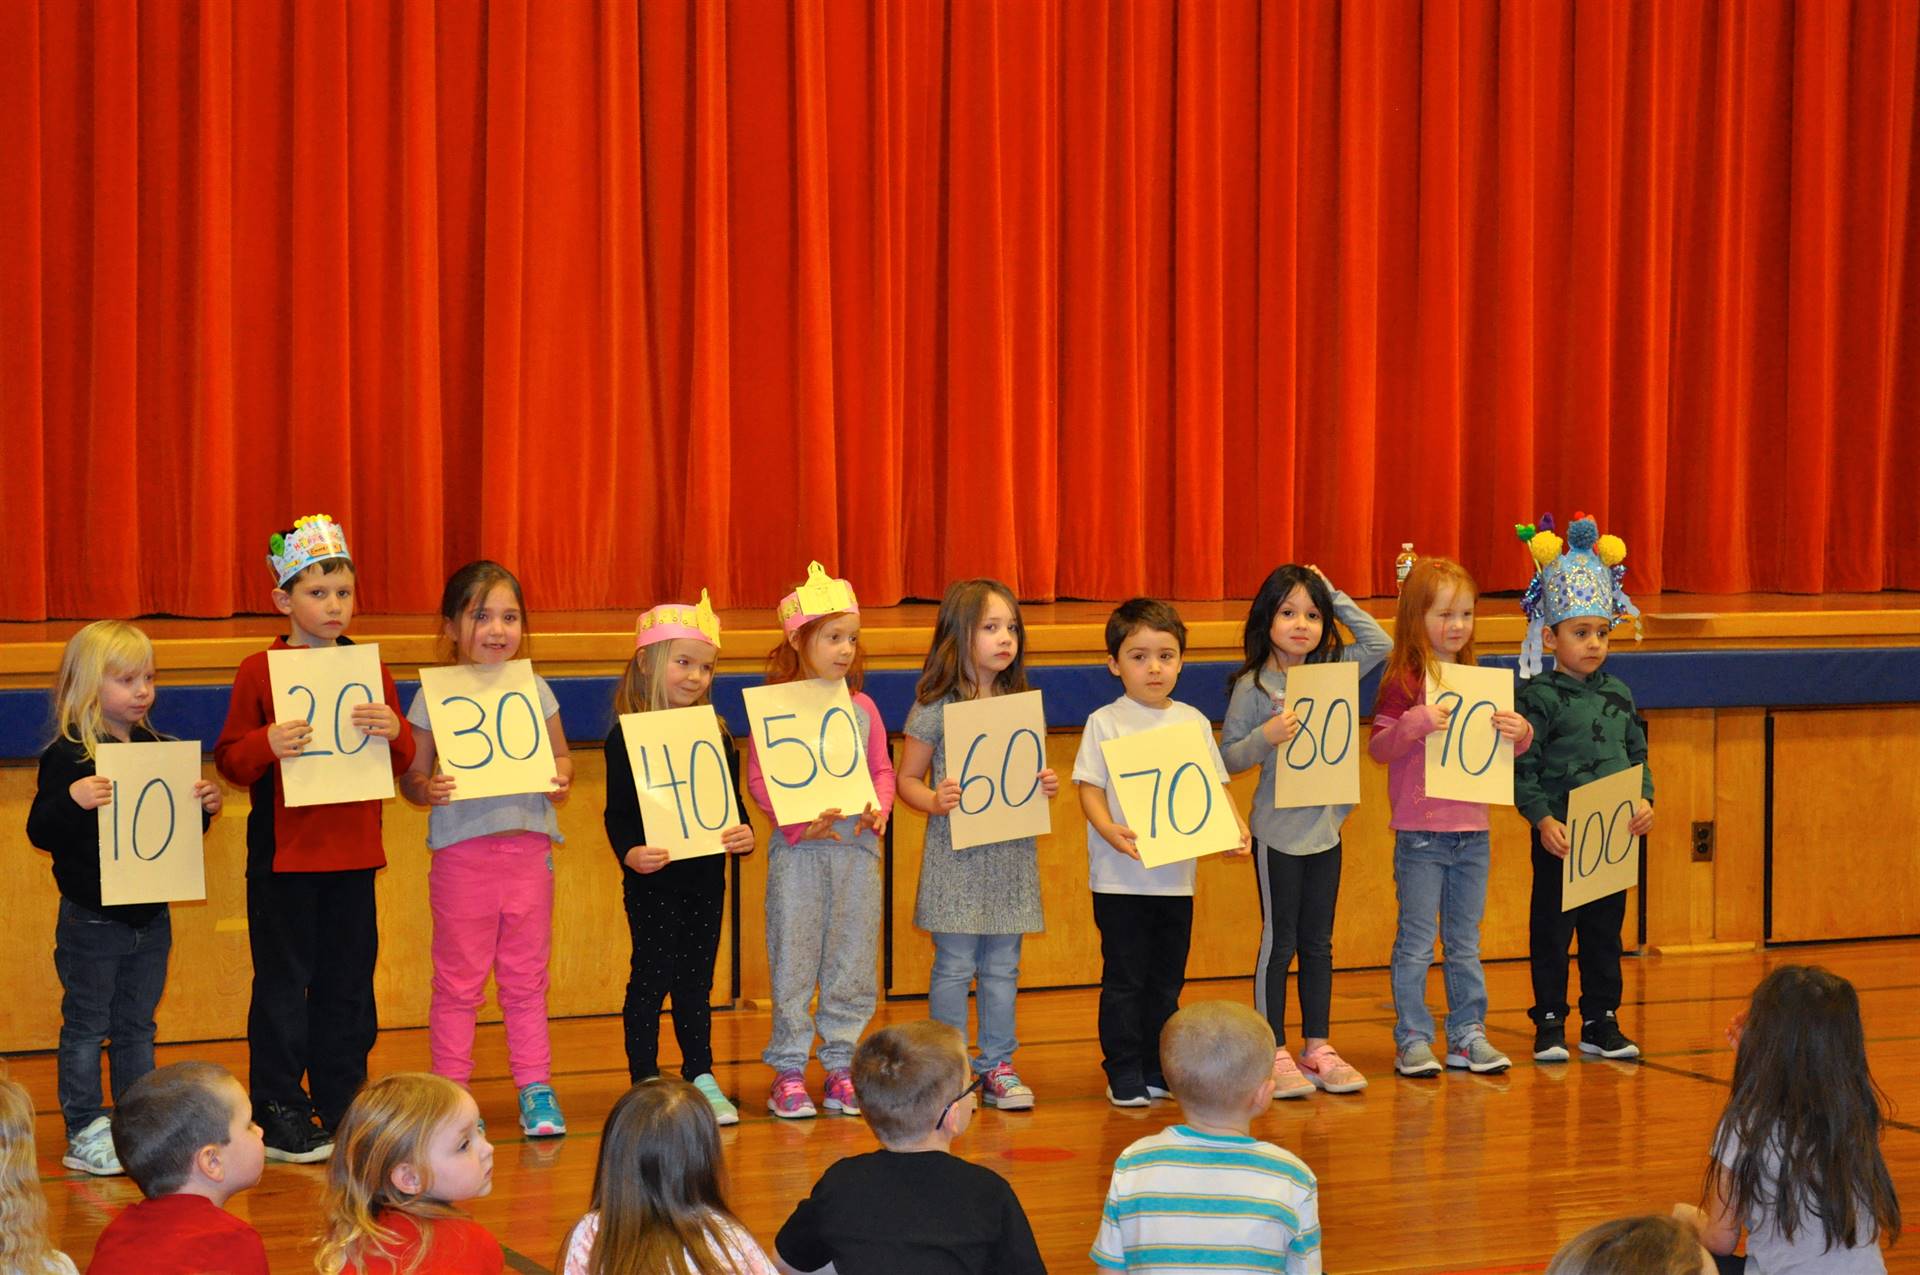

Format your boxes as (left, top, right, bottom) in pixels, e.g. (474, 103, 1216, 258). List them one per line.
(314, 1074, 501, 1275)
(0, 1076, 78, 1273)
(25, 620, 221, 1177)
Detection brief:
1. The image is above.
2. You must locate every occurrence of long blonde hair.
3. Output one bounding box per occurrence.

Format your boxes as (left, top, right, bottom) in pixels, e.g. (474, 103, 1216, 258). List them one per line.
(1379, 557, 1481, 700)
(0, 1076, 69, 1275)
(315, 1074, 469, 1275)
(52, 620, 156, 760)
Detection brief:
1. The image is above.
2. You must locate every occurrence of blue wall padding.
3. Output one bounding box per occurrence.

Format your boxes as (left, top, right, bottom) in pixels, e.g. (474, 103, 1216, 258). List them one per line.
(3, 648, 1916, 760)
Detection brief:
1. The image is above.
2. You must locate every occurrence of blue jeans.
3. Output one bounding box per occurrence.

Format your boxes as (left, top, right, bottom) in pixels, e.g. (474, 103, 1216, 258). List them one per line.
(54, 898, 171, 1135)
(1390, 830, 1490, 1049)
(928, 932, 1023, 1072)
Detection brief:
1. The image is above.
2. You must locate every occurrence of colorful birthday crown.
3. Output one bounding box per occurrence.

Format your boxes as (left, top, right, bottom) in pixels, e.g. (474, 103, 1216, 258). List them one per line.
(1514, 510, 1641, 677)
(777, 561, 859, 634)
(636, 589, 723, 649)
(267, 514, 352, 586)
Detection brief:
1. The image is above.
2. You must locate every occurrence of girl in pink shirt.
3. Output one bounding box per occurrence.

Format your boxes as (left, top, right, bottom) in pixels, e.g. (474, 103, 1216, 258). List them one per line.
(1370, 558, 1531, 1079)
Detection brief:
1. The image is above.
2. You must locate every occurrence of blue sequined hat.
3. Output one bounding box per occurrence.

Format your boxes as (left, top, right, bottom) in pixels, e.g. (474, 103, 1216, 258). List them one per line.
(1514, 511, 1641, 678)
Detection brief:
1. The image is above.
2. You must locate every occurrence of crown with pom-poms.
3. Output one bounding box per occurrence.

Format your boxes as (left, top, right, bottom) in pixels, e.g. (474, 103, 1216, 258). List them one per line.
(776, 561, 859, 634)
(267, 514, 352, 586)
(635, 589, 723, 650)
(1514, 510, 1640, 678)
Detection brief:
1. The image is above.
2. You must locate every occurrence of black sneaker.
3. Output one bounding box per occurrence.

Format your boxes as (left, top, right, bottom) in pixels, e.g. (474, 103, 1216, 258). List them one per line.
(261, 1101, 335, 1163)
(1580, 1012, 1641, 1060)
(1533, 1014, 1570, 1062)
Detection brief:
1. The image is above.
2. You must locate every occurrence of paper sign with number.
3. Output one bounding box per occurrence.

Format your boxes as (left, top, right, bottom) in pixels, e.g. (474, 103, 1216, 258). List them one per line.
(418, 660, 558, 801)
(96, 741, 206, 905)
(1423, 663, 1515, 805)
(1273, 662, 1360, 808)
(945, 691, 1051, 851)
(742, 679, 879, 826)
(1099, 721, 1241, 869)
(269, 644, 396, 807)
(1562, 765, 1644, 911)
(619, 707, 739, 859)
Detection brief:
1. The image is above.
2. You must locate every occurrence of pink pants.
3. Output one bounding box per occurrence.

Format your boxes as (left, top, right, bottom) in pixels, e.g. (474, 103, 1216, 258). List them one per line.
(428, 831, 555, 1088)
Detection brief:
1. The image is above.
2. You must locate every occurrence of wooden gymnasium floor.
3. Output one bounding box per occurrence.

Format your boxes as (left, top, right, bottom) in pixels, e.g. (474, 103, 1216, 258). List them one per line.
(17, 941, 1920, 1274)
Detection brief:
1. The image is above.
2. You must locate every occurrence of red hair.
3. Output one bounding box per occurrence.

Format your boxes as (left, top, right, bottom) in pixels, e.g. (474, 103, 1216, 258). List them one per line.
(765, 613, 866, 692)
(1380, 557, 1481, 697)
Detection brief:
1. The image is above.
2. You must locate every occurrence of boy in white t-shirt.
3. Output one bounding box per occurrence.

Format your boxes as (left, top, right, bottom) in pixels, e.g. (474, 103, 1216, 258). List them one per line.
(1074, 598, 1251, 1107)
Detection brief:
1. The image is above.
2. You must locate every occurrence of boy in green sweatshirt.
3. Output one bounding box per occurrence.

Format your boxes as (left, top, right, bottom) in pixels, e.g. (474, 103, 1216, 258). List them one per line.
(1513, 513, 1653, 1065)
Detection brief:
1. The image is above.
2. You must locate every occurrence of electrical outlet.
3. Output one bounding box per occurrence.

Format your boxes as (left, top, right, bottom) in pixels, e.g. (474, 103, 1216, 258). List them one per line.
(1690, 821, 1714, 862)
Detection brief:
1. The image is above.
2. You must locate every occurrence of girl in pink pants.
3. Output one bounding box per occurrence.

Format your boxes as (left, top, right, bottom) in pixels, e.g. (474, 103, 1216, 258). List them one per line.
(401, 561, 574, 1137)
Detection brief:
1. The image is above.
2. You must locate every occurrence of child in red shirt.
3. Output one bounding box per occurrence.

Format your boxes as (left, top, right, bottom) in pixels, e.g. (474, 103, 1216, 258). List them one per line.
(315, 1073, 502, 1275)
(87, 1062, 268, 1275)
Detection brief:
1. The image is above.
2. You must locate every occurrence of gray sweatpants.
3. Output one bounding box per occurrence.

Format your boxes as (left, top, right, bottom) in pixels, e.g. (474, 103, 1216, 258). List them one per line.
(762, 833, 882, 1073)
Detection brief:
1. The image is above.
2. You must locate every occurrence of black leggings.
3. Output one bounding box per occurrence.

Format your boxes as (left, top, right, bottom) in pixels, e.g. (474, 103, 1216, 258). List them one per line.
(622, 879, 724, 1082)
(1253, 840, 1341, 1046)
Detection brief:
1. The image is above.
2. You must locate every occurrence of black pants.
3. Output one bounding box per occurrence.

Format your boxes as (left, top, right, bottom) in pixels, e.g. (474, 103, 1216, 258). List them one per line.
(1253, 839, 1341, 1046)
(1091, 892, 1193, 1087)
(622, 876, 725, 1082)
(246, 868, 378, 1125)
(1527, 832, 1625, 1024)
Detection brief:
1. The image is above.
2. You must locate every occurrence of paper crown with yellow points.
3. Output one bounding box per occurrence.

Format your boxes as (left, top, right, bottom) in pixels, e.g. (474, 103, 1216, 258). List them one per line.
(635, 589, 723, 650)
(267, 514, 352, 586)
(1515, 510, 1641, 678)
(777, 561, 859, 634)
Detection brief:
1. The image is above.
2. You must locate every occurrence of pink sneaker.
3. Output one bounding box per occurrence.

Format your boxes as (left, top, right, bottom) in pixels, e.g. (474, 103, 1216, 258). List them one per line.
(981, 1062, 1035, 1111)
(767, 1070, 817, 1119)
(1298, 1043, 1368, 1093)
(823, 1068, 860, 1115)
(1271, 1048, 1315, 1100)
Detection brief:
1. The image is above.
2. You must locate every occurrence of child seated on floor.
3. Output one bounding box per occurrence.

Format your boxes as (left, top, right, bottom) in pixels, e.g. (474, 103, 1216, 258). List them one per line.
(773, 1021, 1045, 1275)
(88, 1062, 268, 1275)
(1092, 1001, 1322, 1274)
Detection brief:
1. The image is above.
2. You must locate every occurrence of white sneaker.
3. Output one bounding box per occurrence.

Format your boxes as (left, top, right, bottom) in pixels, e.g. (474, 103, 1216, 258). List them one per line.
(62, 1116, 123, 1176)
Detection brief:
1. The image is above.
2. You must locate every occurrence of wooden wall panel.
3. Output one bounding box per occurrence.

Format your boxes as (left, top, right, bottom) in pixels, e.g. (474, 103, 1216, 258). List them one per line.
(1711, 709, 1767, 943)
(1769, 708, 1920, 942)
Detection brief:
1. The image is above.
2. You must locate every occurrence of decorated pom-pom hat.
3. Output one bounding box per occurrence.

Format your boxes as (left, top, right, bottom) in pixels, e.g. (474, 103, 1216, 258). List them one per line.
(1514, 510, 1641, 678)
(777, 561, 859, 634)
(267, 514, 351, 586)
(636, 589, 722, 650)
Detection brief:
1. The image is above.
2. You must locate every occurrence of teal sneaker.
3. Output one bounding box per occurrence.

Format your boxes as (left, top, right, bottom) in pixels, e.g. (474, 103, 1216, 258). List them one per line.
(518, 1083, 566, 1137)
(691, 1073, 740, 1126)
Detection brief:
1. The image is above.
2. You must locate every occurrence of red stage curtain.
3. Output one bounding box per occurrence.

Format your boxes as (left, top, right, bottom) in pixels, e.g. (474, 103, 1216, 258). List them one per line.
(2, 0, 1916, 621)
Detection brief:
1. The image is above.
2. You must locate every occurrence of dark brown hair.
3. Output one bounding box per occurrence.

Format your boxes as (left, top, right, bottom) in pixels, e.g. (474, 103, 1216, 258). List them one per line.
(1226, 565, 1346, 694)
(913, 578, 1029, 704)
(1707, 965, 1900, 1252)
(437, 560, 530, 664)
(1104, 598, 1186, 657)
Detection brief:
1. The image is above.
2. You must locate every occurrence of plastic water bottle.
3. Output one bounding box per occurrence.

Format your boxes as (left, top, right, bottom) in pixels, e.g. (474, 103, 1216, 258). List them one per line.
(1394, 543, 1417, 592)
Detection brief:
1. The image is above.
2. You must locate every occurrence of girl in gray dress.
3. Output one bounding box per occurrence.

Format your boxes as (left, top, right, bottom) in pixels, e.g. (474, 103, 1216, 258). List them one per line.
(896, 580, 1058, 1110)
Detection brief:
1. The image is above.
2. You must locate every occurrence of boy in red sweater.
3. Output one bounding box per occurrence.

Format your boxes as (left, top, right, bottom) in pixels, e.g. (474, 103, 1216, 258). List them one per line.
(214, 515, 414, 1162)
(89, 1062, 268, 1275)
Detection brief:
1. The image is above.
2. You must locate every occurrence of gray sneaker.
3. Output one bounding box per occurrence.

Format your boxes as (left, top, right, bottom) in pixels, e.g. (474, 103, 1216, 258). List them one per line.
(1446, 1030, 1512, 1074)
(1395, 1041, 1443, 1078)
(62, 1116, 123, 1176)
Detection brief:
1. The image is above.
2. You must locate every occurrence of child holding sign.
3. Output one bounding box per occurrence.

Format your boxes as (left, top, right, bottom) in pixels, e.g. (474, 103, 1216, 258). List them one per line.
(27, 620, 222, 1177)
(897, 579, 1059, 1111)
(214, 515, 414, 1163)
(1075, 599, 1251, 1107)
(400, 561, 574, 1138)
(746, 565, 896, 1120)
(1370, 558, 1531, 1078)
(1221, 564, 1388, 1098)
(1513, 514, 1653, 1063)
(603, 594, 756, 1126)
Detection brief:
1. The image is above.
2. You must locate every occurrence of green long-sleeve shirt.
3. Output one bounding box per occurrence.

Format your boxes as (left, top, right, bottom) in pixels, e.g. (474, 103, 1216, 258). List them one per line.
(1513, 668, 1654, 825)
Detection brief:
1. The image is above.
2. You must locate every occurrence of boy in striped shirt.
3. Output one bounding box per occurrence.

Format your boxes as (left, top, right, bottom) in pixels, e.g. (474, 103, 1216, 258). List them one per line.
(1092, 1001, 1322, 1273)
